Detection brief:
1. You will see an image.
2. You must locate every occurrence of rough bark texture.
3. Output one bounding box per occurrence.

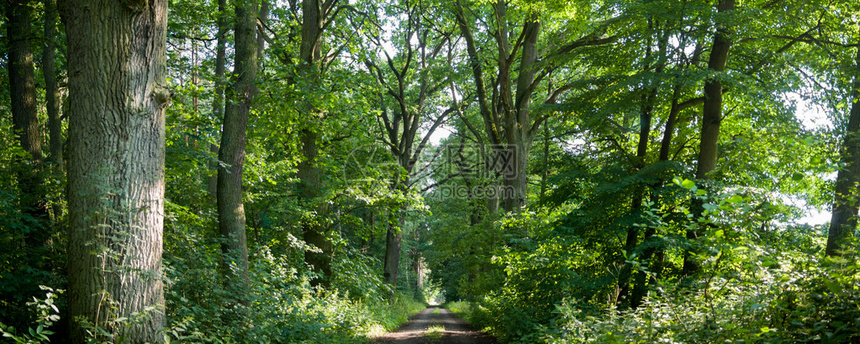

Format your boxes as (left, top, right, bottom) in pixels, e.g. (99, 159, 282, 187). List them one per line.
(217, 0, 258, 290)
(298, 0, 327, 284)
(64, 0, 169, 341)
(825, 45, 860, 257)
(684, 0, 734, 276)
(505, 12, 540, 212)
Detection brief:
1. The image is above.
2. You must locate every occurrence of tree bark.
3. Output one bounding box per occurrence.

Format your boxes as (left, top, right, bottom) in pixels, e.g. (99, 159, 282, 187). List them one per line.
(383, 210, 403, 289)
(64, 0, 169, 341)
(296, 0, 336, 286)
(684, 0, 734, 276)
(825, 45, 860, 257)
(694, 0, 734, 181)
(7, 0, 41, 162)
(256, 0, 270, 66)
(504, 12, 540, 212)
(298, 128, 332, 286)
(619, 91, 655, 309)
(217, 0, 258, 295)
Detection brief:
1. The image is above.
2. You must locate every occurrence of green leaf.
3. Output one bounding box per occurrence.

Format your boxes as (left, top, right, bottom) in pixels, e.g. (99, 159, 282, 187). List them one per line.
(681, 179, 696, 190)
(791, 172, 805, 181)
(823, 279, 842, 294)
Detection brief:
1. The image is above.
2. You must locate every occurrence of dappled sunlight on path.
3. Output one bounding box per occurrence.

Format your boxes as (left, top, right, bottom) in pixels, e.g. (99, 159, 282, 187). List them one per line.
(374, 306, 497, 344)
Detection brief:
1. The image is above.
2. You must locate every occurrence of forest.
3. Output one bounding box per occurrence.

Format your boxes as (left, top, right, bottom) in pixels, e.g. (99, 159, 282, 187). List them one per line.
(1, 0, 859, 343)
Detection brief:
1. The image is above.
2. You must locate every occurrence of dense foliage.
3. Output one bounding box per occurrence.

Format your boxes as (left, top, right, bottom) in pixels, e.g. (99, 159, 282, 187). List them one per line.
(1, 0, 859, 343)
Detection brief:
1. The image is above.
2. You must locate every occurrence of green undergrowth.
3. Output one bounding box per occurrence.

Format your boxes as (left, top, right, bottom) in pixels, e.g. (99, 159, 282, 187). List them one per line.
(444, 301, 493, 333)
(438, 192, 860, 343)
(162, 232, 427, 343)
(443, 234, 860, 344)
(448, 258, 860, 344)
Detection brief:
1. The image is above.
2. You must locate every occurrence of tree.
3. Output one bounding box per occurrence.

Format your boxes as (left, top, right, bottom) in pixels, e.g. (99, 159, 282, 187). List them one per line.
(363, 0, 456, 289)
(454, 0, 617, 212)
(64, 0, 169, 341)
(295, 0, 346, 286)
(826, 44, 860, 257)
(617, 16, 672, 309)
(6, 0, 48, 247)
(683, 0, 735, 276)
(42, 0, 62, 173)
(217, 0, 258, 295)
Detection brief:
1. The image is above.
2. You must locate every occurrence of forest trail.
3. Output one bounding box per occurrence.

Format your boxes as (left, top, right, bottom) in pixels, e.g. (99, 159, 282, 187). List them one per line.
(374, 306, 497, 344)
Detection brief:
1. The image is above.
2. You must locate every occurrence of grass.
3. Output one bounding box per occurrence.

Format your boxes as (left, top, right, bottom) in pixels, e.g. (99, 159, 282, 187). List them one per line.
(424, 325, 445, 342)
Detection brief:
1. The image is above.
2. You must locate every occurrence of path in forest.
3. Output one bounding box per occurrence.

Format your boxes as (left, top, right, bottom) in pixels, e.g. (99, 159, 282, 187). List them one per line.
(374, 305, 497, 344)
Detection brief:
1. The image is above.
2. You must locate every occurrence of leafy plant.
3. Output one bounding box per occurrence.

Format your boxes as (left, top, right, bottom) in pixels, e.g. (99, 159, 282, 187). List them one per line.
(0, 286, 61, 344)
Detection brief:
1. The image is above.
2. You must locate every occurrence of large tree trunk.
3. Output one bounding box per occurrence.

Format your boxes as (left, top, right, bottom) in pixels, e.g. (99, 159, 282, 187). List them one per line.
(64, 0, 169, 341)
(7, 0, 48, 244)
(683, 0, 734, 276)
(383, 210, 403, 290)
(296, 0, 339, 286)
(501, 14, 540, 212)
(217, 0, 258, 295)
(694, 1, 733, 180)
(825, 45, 860, 257)
(501, 143, 531, 212)
(297, 0, 328, 281)
(6, 0, 41, 162)
(298, 129, 332, 286)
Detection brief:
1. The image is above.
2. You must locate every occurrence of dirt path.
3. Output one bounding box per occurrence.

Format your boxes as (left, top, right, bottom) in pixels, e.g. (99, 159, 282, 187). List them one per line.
(374, 305, 497, 344)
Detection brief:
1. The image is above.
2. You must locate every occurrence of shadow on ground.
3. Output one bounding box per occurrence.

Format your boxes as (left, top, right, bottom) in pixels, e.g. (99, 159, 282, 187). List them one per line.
(374, 305, 497, 344)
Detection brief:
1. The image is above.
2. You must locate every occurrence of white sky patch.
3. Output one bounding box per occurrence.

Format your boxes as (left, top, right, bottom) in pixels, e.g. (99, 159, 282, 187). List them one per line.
(426, 124, 454, 146)
(785, 91, 835, 225)
(799, 207, 830, 226)
(786, 91, 833, 131)
(783, 195, 830, 226)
